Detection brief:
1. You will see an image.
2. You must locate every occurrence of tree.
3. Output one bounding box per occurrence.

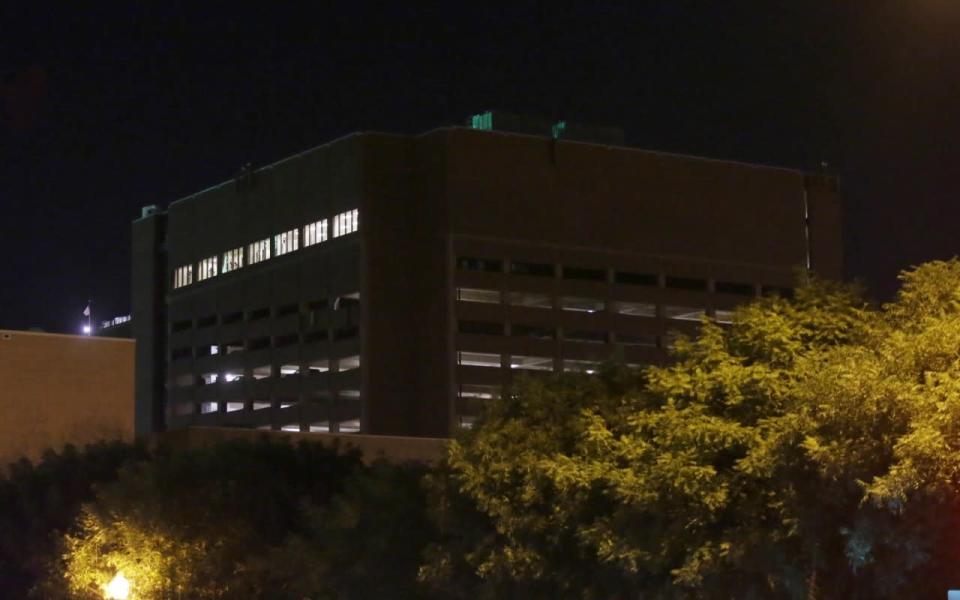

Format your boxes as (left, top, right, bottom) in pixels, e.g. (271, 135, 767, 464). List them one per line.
(47, 437, 439, 600)
(426, 262, 960, 598)
(0, 440, 148, 598)
(51, 437, 365, 599)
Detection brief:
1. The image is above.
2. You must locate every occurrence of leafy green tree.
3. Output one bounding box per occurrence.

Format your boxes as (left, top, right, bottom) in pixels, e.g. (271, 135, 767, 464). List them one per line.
(52, 437, 365, 599)
(48, 437, 439, 600)
(427, 263, 960, 598)
(0, 440, 148, 598)
(242, 461, 437, 600)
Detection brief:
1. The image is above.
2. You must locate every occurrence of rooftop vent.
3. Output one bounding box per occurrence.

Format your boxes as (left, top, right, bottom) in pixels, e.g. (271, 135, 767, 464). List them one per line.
(466, 111, 624, 146)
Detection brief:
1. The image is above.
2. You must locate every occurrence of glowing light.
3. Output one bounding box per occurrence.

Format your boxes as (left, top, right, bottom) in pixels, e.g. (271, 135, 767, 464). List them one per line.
(104, 572, 130, 599)
(82, 325, 92, 335)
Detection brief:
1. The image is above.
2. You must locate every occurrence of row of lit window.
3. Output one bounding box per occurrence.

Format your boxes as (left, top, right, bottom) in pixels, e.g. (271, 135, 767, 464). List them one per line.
(457, 352, 644, 375)
(171, 326, 358, 361)
(170, 355, 360, 388)
(458, 321, 669, 346)
(173, 401, 361, 433)
(455, 288, 734, 323)
(173, 209, 359, 289)
(456, 256, 793, 298)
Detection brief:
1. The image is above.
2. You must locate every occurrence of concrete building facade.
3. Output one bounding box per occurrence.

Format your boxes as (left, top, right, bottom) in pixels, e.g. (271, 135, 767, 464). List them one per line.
(133, 113, 843, 439)
(0, 330, 135, 467)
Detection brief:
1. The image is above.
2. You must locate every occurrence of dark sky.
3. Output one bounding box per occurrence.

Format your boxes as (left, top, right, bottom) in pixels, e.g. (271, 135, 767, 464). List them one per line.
(3, 2, 960, 334)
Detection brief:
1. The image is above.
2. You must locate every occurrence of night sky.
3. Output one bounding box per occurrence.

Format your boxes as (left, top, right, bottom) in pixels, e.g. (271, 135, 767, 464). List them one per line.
(3, 3, 960, 334)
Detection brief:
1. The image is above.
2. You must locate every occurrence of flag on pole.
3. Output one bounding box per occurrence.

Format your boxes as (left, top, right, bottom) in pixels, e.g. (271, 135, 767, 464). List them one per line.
(83, 304, 91, 317)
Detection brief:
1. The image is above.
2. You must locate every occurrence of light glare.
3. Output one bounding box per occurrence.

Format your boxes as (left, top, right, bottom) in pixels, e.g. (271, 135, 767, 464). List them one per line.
(104, 572, 130, 599)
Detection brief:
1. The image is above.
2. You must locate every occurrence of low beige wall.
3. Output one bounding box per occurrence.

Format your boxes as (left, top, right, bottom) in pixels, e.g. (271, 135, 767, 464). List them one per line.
(0, 330, 135, 469)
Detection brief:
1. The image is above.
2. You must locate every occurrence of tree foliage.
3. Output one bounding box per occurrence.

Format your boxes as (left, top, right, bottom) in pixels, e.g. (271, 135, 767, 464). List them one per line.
(426, 261, 960, 598)
(0, 440, 148, 598)
(46, 437, 435, 600)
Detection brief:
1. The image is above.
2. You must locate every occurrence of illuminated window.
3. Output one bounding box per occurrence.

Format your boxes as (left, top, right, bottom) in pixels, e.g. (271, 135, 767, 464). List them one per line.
(508, 291, 552, 309)
(280, 364, 300, 377)
(198, 256, 218, 281)
(252, 401, 271, 411)
(456, 288, 501, 304)
(563, 359, 600, 374)
(281, 424, 301, 432)
(274, 228, 300, 256)
(613, 301, 657, 318)
(664, 306, 705, 321)
(560, 297, 604, 313)
(222, 372, 243, 383)
(221, 247, 244, 273)
(173, 265, 193, 289)
(457, 352, 501, 368)
(332, 209, 359, 237)
(252, 365, 272, 380)
(248, 238, 271, 264)
(305, 218, 328, 246)
(510, 355, 555, 371)
(196, 344, 218, 358)
(338, 355, 361, 371)
(309, 421, 330, 432)
(714, 310, 735, 324)
(458, 415, 477, 429)
(200, 372, 218, 385)
(458, 384, 499, 400)
(338, 419, 360, 433)
(225, 402, 244, 412)
(308, 359, 329, 374)
(200, 402, 218, 414)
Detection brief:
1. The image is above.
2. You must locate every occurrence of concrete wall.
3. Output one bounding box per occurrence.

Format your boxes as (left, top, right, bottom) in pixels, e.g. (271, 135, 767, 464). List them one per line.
(0, 330, 135, 467)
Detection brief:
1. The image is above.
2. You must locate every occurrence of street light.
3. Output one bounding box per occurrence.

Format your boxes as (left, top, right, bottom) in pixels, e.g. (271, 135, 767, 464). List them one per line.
(104, 572, 130, 599)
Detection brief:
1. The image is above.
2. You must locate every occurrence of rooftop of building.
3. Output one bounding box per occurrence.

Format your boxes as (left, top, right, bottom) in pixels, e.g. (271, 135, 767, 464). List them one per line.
(139, 111, 820, 220)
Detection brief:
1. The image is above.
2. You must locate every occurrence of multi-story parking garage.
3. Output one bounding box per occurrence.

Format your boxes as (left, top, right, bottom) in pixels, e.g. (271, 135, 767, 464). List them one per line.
(132, 112, 842, 438)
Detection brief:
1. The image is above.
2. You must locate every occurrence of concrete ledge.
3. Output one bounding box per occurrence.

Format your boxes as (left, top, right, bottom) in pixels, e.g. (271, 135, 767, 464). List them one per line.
(150, 427, 450, 465)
